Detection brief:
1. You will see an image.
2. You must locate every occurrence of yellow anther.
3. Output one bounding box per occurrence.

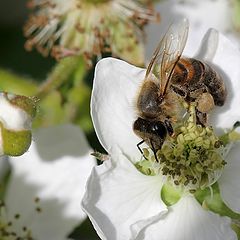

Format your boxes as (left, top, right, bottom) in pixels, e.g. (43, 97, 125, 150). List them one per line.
(177, 134, 185, 144)
(143, 148, 149, 158)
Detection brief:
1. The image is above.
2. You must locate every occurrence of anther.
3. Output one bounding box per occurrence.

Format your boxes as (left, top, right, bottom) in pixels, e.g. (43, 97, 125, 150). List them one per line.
(184, 180, 189, 186)
(189, 189, 196, 194)
(35, 207, 42, 213)
(34, 197, 40, 203)
(192, 178, 197, 184)
(174, 180, 179, 185)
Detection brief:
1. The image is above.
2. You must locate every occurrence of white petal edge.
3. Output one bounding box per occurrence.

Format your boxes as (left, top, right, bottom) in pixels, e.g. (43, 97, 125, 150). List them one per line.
(5, 124, 96, 240)
(82, 151, 167, 240)
(137, 195, 237, 240)
(91, 57, 146, 162)
(218, 141, 240, 213)
(196, 30, 240, 131)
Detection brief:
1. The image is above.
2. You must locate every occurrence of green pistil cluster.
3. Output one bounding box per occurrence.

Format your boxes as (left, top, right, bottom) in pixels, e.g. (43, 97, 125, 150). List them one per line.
(159, 119, 225, 191)
(136, 105, 227, 191)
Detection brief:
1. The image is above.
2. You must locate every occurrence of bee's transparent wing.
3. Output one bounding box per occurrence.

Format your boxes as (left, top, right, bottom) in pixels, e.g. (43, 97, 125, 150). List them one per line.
(145, 18, 189, 96)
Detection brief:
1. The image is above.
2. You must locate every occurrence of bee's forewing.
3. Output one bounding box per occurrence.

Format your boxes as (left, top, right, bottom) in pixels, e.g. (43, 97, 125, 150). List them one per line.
(145, 18, 189, 95)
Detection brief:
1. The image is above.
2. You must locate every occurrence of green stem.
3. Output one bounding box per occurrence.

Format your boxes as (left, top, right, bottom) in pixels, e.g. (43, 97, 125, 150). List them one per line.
(36, 55, 86, 99)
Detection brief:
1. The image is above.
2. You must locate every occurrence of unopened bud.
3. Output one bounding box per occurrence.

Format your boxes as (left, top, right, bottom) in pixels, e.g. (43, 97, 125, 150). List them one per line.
(0, 92, 37, 156)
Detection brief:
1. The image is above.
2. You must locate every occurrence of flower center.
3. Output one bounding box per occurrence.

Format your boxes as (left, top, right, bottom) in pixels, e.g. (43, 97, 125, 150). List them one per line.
(82, 0, 110, 4)
(136, 104, 227, 192)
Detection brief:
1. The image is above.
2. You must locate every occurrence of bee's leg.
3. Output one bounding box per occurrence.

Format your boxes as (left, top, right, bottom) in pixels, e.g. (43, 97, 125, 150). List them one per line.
(196, 92, 215, 113)
(137, 140, 147, 160)
(150, 140, 159, 163)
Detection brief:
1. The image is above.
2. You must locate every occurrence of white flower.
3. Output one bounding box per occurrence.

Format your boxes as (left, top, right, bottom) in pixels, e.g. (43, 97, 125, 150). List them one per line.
(24, 0, 159, 65)
(82, 28, 240, 239)
(0, 124, 96, 240)
(146, 0, 240, 61)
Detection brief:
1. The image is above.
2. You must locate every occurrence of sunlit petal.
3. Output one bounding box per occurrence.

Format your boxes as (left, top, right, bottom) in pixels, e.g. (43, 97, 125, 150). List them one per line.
(203, 32, 240, 130)
(91, 57, 147, 162)
(82, 151, 167, 240)
(138, 195, 236, 240)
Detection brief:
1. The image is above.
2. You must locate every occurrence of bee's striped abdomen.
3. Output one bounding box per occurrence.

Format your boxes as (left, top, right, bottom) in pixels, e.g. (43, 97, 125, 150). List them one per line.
(171, 57, 227, 106)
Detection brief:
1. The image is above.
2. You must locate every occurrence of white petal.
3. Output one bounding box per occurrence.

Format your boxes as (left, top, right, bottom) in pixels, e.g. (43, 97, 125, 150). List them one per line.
(146, 0, 234, 61)
(201, 31, 240, 130)
(82, 152, 167, 240)
(218, 142, 240, 213)
(91, 57, 146, 162)
(194, 28, 219, 62)
(5, 124, 96, 240)
(137, 195, 236, 240)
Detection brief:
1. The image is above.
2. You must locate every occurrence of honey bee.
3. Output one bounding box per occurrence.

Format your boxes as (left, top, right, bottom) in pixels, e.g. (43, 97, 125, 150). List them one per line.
(133, 19, 227, 158)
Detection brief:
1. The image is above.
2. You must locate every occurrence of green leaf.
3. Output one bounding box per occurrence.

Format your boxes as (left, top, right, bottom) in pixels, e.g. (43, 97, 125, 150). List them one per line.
(232, 223, 240, 239)
(0, 69, 37, 95)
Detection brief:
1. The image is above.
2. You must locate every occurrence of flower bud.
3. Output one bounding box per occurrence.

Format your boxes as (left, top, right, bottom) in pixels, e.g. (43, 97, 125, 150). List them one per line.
(0, 92, 37, 156)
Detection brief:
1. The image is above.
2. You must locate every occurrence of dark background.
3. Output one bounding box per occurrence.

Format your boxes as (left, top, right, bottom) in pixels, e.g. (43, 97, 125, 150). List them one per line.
(0, 0, 54, 81)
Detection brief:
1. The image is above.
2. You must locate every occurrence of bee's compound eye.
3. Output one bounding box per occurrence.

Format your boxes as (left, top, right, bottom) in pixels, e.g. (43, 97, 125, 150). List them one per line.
(151, 121, 167, 137)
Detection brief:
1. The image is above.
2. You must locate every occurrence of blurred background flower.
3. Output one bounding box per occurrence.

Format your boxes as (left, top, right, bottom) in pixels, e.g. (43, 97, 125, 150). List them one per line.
(24, 0, 159, 66)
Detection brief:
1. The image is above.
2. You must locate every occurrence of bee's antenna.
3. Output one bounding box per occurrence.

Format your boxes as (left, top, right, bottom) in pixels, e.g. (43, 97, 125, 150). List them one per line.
(137, 140, 147, 160)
